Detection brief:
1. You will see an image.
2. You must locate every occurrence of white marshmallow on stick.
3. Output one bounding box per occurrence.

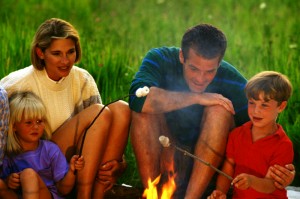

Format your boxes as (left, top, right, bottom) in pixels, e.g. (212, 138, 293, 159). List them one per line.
(135, 86, 150, 97)
(159, 135, 170, 147)
(158, 135, 233, 181)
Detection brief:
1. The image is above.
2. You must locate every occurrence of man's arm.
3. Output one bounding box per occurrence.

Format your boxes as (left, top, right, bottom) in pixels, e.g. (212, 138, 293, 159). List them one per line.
(141, 87, 235, 114)
(270, 164, 295, 189)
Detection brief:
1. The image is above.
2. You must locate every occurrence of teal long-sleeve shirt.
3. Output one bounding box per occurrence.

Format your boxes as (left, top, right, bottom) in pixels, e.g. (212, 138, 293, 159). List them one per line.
(129, 47, 249, 144)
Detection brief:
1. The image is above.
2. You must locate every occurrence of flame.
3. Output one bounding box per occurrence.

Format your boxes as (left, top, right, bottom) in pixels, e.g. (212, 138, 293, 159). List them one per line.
(142, 175, 161, 199)
(161, 172, 176, 199)
(142, 172, 176, 199)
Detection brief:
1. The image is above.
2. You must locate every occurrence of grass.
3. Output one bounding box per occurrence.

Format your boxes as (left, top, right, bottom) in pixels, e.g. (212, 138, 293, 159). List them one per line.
(0, 0, 299, 187)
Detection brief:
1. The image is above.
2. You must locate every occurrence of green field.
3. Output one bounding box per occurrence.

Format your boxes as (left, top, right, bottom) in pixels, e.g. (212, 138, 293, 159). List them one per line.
(1, 0, 299, 187)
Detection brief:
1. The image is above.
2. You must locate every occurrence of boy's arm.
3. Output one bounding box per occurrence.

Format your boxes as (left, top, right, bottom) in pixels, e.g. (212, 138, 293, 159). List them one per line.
(215, 157, 235, 194)
(56, 155, 84, 195)
(233, 169, 276, 193)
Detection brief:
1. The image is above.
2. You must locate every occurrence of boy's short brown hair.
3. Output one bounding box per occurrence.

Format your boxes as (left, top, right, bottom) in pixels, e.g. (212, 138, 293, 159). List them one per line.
(245, 71, 292, 104)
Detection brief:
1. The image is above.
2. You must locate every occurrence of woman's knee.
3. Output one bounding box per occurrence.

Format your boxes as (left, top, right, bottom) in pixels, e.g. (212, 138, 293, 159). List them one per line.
(89, 103, 112, 123)
(111, 100, 130, 114)
(109, 100, 131, 121)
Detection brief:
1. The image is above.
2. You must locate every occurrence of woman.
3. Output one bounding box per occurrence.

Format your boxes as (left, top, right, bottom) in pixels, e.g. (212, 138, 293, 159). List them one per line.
(0, 18, 130, 199)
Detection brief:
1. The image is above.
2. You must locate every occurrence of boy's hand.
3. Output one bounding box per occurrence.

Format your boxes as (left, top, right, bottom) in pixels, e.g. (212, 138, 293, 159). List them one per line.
(7, 172, 20, 189)
(232, 173, 252, 190)
(207, 190, 227, 199)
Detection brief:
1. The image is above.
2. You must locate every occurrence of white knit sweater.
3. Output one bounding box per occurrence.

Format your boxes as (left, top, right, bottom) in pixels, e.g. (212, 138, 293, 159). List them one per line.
(0, 65, 101, 132)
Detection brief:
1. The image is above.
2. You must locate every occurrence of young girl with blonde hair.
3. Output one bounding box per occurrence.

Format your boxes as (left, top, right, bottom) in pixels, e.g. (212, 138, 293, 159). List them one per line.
(0, 91, 84, 199)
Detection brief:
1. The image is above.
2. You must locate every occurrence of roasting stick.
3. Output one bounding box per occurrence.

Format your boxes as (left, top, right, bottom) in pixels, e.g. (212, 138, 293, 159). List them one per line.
(159, 136, 233, 181)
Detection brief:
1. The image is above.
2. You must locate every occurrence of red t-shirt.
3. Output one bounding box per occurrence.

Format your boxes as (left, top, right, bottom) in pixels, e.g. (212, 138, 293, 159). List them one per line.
(227, 121, 294, 199)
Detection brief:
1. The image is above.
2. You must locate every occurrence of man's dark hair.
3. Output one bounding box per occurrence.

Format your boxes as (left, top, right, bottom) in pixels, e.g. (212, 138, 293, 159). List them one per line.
(181, 24, 227, 62)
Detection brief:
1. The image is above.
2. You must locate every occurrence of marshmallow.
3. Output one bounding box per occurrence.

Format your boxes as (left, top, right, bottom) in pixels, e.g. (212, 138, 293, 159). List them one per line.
(159, 136, 170, 147)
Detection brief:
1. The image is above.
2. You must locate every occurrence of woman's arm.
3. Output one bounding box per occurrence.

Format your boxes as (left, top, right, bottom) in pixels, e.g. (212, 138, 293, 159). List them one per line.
(97, 156, 127, 192)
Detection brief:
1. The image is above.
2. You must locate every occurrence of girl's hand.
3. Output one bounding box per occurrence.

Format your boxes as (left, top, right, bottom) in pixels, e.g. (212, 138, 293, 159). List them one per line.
(7, 172, 20, 189)
(207, 190, 227, 199)
(70, 155, 85, 172)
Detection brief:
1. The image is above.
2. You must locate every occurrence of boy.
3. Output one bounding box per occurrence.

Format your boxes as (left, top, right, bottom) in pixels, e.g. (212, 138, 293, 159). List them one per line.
(209, 71, 294, 199)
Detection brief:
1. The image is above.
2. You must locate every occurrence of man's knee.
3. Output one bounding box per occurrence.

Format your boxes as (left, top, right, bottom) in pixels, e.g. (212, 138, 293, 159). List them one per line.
(204, 105, 231, 116)
(203, 105, 235, 128)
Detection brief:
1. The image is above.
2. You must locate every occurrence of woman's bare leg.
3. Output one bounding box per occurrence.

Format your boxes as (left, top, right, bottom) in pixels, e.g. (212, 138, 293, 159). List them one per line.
(52, 104, 112, 199)
(92, 100, 131, 199)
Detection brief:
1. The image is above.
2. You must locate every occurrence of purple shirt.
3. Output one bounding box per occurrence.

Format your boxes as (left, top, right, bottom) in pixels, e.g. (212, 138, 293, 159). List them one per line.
(1, 140, 69, 199)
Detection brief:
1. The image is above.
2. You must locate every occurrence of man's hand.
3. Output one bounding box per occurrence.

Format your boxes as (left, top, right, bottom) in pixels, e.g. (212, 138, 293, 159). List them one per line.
(270, 164, 295, 189)
(199, 93, 235, 115)
(97, 158, 127, 192)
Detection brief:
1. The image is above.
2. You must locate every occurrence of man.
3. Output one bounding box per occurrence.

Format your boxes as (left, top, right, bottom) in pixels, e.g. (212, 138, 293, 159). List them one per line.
(129, 24, 294, 198)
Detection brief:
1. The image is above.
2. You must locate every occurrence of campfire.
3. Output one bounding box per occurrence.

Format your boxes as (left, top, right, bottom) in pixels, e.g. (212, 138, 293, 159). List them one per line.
(142, 136, 177, 199)
(142, 136, 234, 199)
(142, 169, 176, 199)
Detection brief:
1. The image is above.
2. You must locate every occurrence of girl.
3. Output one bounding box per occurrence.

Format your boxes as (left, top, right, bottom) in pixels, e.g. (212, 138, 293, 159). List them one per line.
(0, 91, 84, 199)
